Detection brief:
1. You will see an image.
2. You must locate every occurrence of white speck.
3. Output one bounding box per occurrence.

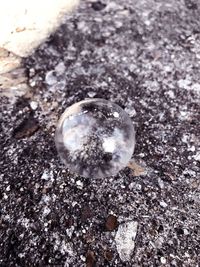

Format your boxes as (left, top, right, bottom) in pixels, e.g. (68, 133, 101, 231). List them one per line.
(66, 226, 74, 238)
(41, 195, 51, 204)
(76, 180, 83, 189)
(164, 65, 172, 72)
(144, 80, 159, 92)
(166, 90, 175, 99)
(29, 68, 35, 76)
(180, 110, 187, 117)
(115, 20, 123, 28)
(115, 221, 138, 262)
(113, 112, 119, 118)
(17, 218, 30, 229)
(6, 185, 10, 191)
(182, 134, 188, 143)
(191, 83, 200, 93)
(77, 21, 86, 31)
(80, 255, 86, 262)
(178, 79, 191, 90)
(144, 20, 151, 26)
(158, 178, 164, 189)
(185, 252, 190, 257)
(30, 79, 36, 87)
(193, 152, 200, 161)
(72, 201, 77, 207)
(103, 137, 116, 153)
(136, 183, 142, 190)
(128, 182, 135, 190)
(30, 101, 38, 110)
(41, 170, 54, 181)
(161, 257, 167, 264)
(179, 110, 190, 120)
(155, 236, 164, 248)
(3, 214, 10, 221)
(87, 91, 96, 98)
(3, 193, 8, 200)
(100, 81, 107, 87)
(43, 206, 51, 216)
(171, 259, 177, 265)
(41, 171, 49, 180)
(55, 62, 66, 75)
(184, 229, 189, 235)
(188, 145, 195, 152)
(160, 201, 168, 208)
(60, 241, 74, 255)
(124, 106, 136, 117)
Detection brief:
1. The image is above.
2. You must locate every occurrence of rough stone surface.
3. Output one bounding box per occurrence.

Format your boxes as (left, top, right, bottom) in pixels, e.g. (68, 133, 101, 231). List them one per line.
(0, 0, 200, 266)
(115, 221, 138, 262)
(0, 0, 79, 57)
(0, 0, 79, 91)
(0, 49, 21, 75)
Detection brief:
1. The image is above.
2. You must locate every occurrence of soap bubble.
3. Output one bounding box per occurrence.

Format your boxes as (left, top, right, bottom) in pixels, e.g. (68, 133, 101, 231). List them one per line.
(55, 99, 135, 178)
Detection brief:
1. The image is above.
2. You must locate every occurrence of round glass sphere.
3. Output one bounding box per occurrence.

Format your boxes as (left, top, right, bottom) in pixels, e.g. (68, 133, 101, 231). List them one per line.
(55, 99, 135, 178)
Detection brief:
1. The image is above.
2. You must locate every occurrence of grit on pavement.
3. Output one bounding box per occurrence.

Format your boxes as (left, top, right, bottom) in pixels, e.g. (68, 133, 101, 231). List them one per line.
(0, 0, 199, 266)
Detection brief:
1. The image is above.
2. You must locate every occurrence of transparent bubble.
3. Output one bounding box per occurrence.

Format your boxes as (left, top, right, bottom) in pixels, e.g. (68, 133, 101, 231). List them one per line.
(55, 99, 135, 178)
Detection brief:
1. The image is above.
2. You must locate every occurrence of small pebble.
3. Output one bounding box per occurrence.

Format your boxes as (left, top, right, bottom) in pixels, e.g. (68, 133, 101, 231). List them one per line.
(87, 91, 96, 98)
(76, 180, 83, 189)
(30, 101, 38, 110)
(104, 250, 113, 261)
(160, 201, 168, 208)
(105, 215, 118, 231)
(86, 251, 95, 267)
(160, 257, 167, 264)
(13, 117, 39, 139)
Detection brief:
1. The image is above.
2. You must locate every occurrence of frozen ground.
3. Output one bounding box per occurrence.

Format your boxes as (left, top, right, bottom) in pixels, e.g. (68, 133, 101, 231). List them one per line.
(0, 0, 200, 266)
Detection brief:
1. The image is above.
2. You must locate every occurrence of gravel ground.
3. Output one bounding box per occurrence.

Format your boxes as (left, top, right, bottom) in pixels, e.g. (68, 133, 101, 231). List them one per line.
(0, 0, 200, 266)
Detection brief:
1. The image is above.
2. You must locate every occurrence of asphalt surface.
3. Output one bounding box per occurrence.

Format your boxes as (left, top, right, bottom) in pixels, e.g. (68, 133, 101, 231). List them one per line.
(0, 0, 200, 266)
